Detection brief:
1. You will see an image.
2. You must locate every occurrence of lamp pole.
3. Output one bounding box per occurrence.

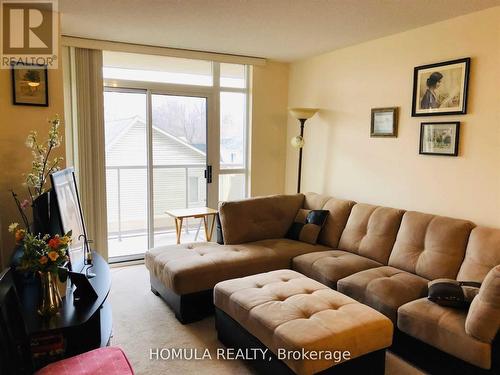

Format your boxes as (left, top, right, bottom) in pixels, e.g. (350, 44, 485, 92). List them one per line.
(289, 107, 318, 194)
(297, 118, 306, 193)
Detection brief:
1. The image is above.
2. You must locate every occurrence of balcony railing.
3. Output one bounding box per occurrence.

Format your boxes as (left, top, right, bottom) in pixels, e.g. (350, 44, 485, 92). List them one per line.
(105, 164, 206, 242)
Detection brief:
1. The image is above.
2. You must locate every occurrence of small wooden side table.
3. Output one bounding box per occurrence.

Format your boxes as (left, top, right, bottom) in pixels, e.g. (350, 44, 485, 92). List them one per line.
(166, 207, 218, 244)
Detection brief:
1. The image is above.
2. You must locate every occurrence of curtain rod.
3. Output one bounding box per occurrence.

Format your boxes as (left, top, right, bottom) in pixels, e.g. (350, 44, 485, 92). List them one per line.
(61, 36, 267, 66)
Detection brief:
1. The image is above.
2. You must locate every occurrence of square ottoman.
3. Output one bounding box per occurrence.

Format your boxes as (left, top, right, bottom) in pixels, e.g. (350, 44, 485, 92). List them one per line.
(214, 270, 393, 375)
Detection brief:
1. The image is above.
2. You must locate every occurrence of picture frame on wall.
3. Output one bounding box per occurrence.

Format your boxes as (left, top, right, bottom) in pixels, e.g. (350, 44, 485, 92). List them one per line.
(371, 107, 398, 137)
(11, 63, 49, 107)
(419, 122, 460, 157)
(412, 57, 470, 117)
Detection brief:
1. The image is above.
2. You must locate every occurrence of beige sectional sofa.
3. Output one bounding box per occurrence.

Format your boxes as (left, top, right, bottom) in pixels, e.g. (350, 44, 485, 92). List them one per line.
(335, 210, 474, 322)
(145, 192, 500, 374)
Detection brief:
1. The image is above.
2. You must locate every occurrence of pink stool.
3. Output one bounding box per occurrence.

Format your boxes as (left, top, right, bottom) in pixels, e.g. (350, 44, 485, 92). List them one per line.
(35, 347, 134, 375)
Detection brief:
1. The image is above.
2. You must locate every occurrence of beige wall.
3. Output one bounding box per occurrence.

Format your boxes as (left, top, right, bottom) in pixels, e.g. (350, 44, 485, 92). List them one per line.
(250, 61, 289, 196)
(0, 65, 65, 269)
(286, 7, 500, 227)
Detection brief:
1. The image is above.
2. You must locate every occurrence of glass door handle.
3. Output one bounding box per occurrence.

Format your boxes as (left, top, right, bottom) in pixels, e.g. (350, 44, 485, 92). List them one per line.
(204, 165, 213, 183)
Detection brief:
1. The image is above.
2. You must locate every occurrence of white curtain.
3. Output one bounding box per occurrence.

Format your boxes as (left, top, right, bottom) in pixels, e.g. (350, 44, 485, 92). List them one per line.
(63, 46, 108, 261)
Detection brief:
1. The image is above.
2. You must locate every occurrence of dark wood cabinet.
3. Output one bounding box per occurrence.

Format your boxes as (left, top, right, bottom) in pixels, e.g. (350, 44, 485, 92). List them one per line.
(18, 251, 112, 367)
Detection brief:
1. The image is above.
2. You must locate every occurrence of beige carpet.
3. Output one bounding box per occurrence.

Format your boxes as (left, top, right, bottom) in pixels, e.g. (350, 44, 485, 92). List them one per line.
(109, 265, 425, 375)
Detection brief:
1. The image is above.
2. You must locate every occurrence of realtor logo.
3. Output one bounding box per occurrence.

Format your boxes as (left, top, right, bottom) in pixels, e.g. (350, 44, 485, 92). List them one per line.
(1, 0, 58, 68)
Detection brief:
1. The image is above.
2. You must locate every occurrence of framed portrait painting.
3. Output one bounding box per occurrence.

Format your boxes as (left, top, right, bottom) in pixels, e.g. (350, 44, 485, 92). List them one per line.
(11, 63, 49, 106)
(412, 58, 470, 117)
(419, 122, 460, 157)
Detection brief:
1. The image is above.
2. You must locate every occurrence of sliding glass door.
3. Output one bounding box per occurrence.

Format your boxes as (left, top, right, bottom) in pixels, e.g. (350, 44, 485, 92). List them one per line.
(151, 94, 208, 247)
(104, 89, 149, 259)
(104, 89, 212, 261)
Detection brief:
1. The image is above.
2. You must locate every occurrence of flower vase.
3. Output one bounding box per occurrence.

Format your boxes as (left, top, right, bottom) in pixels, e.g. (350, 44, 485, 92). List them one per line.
(38, 271, 62, 316)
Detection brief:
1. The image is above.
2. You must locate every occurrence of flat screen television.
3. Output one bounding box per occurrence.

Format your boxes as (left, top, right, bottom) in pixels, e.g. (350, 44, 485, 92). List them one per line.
(50, 167, 88, 273)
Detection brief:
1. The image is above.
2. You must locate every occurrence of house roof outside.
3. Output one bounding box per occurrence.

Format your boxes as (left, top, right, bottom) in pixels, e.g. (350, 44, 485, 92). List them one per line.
(105, 116, 206, 167)
(105, 116, 242, 167)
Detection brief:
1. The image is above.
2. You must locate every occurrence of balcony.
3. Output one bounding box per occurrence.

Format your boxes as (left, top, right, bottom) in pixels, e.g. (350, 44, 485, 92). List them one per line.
(106, 164, 207, 260)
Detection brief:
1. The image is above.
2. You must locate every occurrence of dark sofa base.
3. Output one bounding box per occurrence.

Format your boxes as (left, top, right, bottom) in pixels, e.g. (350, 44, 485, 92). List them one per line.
(215, 307, 386, 375)
(391, 329, 499, 375)
(149, 273, 214, 324)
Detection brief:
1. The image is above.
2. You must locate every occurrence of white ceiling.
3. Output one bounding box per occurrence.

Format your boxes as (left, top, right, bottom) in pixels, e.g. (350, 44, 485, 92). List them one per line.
(59, 0, 500, 62)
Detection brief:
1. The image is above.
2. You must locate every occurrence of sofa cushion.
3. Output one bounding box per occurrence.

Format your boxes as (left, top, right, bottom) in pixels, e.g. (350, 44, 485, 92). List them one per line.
(214, 269, 393, 375)
(286, 209, 329, 244)
(145, 239, 330, 295)
(465, 265, 500, 344)
(317, 197, 356, 249)
(218, 194, 304, 244)
(457, 226, 500, 282)
(292, 250, 382, 289)
(337, 266, 429, 322)
(338, 204, 405, 264)
(398, 298, 492, 369)
(303, 192, 331, 210)
(388, 211, 474, 280)
(145, 242, 284, 295)
(252, 238, 333, 259)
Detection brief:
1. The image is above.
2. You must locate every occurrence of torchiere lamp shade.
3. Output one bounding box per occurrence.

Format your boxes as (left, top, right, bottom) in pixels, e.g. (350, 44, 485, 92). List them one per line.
(289, 107, 319, 120)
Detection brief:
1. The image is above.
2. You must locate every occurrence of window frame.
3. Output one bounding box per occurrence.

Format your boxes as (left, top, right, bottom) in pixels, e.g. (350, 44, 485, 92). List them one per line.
(217, 64, 251, 197)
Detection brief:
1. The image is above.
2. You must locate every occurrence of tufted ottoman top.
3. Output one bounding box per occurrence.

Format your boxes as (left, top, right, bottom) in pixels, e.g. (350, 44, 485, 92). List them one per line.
(214, 269, 393, 375)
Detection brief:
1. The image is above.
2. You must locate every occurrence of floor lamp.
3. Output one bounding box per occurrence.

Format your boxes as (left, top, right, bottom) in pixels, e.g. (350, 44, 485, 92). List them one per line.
(289, 108, 319, 193)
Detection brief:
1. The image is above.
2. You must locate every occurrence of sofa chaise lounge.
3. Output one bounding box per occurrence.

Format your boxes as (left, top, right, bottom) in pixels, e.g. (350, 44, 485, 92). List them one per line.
(145, 193, 500, 374)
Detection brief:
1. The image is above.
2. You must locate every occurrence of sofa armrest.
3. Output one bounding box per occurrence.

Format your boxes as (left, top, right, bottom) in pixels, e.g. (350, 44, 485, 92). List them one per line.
(218, 194, 304, 244)
(465, 265, 500, 343)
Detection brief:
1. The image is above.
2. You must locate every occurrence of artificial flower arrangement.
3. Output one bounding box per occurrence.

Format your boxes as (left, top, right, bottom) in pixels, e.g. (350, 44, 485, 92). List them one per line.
(9, 223, 71, 274)
(9, 222, 72, 316)
(8, 116, 70, 316)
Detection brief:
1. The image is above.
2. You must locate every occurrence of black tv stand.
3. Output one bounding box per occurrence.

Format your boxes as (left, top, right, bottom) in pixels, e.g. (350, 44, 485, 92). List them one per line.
(18, 251, 112, 368)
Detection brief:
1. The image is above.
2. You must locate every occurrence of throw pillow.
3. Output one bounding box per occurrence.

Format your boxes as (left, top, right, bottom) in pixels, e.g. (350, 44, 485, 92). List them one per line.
(427, 278, 481, 308)
(215, 213, 224, 244)
(286, 209, 329, 245)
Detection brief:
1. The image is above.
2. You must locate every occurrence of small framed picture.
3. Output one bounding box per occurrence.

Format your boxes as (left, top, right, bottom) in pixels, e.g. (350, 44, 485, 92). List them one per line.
(419, 122, 460, 156)
(371, 107, 398, 137)
(412, 58, 470, 116)
(11, 63, 49, 106)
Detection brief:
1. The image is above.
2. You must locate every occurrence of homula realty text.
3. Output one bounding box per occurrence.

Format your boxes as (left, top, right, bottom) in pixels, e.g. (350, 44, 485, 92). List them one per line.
(150, 348, 351, 362)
